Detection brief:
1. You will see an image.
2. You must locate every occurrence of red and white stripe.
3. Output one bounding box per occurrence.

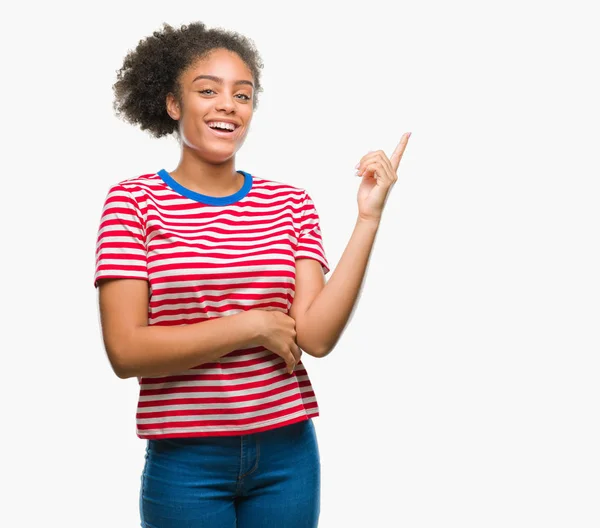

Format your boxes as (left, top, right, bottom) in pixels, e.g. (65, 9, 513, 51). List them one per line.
(94, 172, 329, 439)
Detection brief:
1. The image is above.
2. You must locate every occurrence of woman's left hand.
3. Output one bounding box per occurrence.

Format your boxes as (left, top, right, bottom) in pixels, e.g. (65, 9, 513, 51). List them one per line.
(355, 132, 411, 223)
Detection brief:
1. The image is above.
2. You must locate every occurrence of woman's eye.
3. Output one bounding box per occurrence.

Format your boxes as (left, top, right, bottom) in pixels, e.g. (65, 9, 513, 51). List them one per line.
(198, 90, 250, 101)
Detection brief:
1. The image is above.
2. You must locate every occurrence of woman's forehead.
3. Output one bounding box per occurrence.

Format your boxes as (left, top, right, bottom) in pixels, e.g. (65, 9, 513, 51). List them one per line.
(186, 49, 251, 78)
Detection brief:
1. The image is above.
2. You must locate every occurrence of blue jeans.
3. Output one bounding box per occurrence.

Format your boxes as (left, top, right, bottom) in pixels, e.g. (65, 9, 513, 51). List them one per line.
(140, 418, 320, 527)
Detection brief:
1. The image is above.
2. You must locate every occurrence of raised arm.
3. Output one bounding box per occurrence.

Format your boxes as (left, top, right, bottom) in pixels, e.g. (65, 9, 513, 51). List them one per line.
(290, 218, 379, 358)
(290, 133, 411, 358)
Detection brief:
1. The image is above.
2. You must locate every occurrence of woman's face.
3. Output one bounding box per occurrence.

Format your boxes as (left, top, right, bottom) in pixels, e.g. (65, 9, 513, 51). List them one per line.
(167, 48, 255, 164)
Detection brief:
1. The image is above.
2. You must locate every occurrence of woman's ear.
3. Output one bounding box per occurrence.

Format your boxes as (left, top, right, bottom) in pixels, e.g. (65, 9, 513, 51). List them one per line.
(166, 93, 181, 121)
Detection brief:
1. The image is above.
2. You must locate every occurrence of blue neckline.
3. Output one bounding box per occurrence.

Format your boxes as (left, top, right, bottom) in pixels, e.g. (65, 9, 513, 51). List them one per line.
(158, 169, 253, 205)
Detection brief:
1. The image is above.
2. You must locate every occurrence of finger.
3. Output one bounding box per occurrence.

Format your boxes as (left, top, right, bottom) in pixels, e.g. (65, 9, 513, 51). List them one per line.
(291, 342, 302, 363)
(360, 163, 386, 184)
(287, 353, 296, 374)
(361, 160, 395, 184)
(279, 351, 294, 374)
(356, 149, 385, 171)
(356, 150, 394, 177)
(389, 132, 411, 172)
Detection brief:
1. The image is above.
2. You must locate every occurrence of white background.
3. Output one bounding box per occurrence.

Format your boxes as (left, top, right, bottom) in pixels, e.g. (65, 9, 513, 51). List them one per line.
(2, 0, 599, 526)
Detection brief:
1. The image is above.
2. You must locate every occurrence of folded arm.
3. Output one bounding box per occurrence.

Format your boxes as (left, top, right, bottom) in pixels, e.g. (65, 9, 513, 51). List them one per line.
(97, 278, 264, 379)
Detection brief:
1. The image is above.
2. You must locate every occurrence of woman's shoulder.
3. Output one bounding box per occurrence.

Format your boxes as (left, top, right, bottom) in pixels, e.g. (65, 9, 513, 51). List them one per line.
(249, 172, 308, 197)
(108, 172, 162, 192)
(101, 173, 166, 205)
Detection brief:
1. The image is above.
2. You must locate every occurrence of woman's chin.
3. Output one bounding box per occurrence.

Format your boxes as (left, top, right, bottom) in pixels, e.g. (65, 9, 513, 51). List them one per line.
(181, 141, 237, 163)
(200, 148, 238, 165)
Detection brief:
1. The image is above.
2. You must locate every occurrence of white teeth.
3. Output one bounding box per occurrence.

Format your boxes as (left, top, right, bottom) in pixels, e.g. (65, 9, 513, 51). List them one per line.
(208, 121, 236, 131)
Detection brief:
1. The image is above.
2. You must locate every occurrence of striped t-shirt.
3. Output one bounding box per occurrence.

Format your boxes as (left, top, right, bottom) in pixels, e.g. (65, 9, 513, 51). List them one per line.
(94, 169, 330, 439)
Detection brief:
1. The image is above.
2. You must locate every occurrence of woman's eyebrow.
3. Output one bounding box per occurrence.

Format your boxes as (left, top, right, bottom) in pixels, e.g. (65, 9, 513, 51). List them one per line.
(192, 74, 254, 88)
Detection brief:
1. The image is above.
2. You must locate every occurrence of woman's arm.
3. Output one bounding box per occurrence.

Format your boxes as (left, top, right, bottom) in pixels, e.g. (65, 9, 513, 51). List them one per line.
(290, 133, 411, 358)
(290, 217, 379, 358)
(98, 278, 299, 379)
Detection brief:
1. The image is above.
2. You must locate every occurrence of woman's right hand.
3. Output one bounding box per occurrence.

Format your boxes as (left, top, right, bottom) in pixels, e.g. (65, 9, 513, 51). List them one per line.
(247, 309, 301, 374)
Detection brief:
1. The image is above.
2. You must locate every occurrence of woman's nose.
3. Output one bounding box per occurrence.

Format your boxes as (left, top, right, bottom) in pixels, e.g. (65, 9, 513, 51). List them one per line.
(215, 93, 236, 112)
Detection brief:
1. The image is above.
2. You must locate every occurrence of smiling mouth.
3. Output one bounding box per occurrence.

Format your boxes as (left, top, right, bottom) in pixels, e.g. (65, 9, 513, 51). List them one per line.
(206, 124, 240, 139)
(206, 121, 239, 133)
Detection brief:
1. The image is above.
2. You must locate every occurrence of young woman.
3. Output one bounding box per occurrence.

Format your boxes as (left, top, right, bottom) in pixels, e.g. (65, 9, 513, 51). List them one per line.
(94, 21, 410, 528)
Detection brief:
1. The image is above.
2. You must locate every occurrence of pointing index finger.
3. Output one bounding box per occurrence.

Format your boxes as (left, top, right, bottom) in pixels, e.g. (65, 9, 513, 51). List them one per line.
(390, 132, 411, 172)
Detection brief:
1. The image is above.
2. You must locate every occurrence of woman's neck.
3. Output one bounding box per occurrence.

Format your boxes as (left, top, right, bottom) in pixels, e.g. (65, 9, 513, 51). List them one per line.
(169, 151, 243, 197)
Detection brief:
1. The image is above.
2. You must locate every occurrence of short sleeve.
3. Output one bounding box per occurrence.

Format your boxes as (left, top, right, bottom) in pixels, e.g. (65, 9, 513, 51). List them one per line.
(296, 191, 330, 275)
(94, 184, 149, 288)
